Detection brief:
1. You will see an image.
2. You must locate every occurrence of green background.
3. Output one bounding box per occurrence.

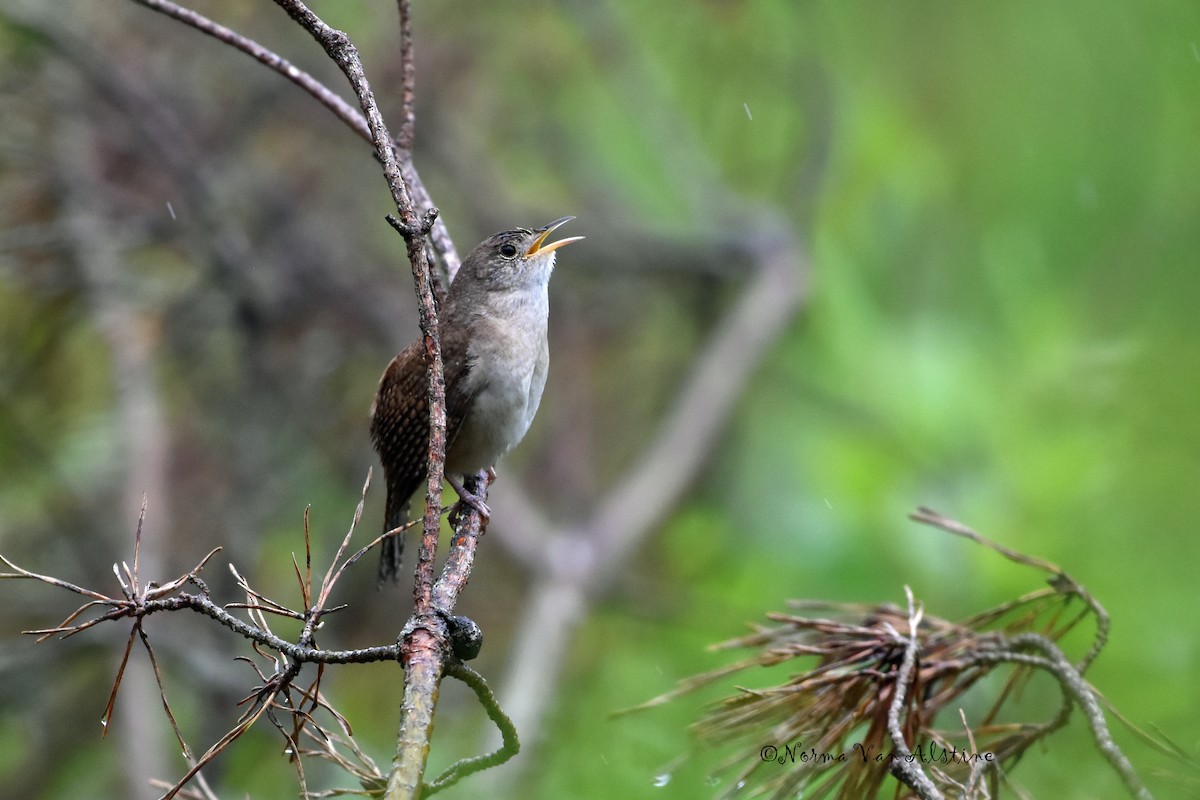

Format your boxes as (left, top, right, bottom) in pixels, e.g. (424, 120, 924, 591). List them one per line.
(1, 1, 1198, 798)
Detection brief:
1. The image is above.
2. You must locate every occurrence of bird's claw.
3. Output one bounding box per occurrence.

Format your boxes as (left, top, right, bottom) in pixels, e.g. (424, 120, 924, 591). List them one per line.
(447, 474, 491, 521)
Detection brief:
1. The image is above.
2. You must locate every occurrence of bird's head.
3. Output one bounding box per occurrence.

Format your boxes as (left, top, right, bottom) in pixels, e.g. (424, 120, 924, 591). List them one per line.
(454, 216, 583, 295)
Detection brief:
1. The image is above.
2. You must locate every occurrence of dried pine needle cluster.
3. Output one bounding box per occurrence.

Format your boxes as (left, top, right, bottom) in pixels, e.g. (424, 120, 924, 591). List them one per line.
(635, 509, 1163, 800)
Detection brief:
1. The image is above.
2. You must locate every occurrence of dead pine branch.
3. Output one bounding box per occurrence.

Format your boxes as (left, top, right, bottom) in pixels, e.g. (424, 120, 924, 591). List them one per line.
(2, 462, 516, 798)
(623, 510, 1160, 800)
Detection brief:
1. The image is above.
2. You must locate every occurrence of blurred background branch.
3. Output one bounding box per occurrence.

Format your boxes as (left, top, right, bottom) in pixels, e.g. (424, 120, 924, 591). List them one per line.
(56, 104, 172, 800)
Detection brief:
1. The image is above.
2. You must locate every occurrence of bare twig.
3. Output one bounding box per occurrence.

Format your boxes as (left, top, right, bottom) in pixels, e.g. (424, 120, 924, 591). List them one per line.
(995, 634, 1152, 800)
(911, 507, 1111, 675)
(131, 0, 458, 272)
(129, 0, 460, 273)
(425, 662, 520, 795)
(1, 481, 438, 798)
(5, 558, 400, 664)
(392, 0, 450, 296)
(382, 211, 448, 612)
(432, 470, 492, 613)
(885, 587, 943, 800)
(909, 507, 1062, 577)
(394, 0, 416, 153)
(133, 0, 366, 138)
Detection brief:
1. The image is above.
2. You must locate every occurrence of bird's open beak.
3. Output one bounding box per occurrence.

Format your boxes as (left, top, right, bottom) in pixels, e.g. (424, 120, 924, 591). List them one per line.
(526, 216, 584, 256)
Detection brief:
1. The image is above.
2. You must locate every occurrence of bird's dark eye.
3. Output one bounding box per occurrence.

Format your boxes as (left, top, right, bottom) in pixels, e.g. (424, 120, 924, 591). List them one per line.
(499, 243, 519, 258)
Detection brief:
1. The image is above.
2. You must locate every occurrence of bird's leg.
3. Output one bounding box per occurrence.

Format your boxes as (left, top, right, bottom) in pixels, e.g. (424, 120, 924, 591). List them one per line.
(447, 470, 492, 521)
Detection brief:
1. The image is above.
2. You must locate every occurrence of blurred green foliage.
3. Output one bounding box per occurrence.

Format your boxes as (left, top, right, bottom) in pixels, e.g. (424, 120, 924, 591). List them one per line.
(2, 1, 1199, 798)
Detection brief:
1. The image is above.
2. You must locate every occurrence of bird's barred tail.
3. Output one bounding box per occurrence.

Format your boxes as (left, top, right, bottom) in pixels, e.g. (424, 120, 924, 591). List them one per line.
(377, 506, 408, 586)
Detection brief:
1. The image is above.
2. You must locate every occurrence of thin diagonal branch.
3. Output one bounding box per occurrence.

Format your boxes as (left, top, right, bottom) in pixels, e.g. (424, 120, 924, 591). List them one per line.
(885, 588, 943, 800)
(911, 507, 1111, 674)
(133, 0, 369, 140)
(394, 0, 416, 152)
(1000, 634, 1152, 800)
(128, 0, 459, 273)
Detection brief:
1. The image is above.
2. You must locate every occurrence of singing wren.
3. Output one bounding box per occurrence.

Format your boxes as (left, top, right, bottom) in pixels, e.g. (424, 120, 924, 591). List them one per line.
(370, 217, 582, 584)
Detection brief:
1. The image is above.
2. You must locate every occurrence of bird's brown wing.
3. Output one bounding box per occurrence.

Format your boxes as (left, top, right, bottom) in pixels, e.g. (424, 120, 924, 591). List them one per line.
(370, 338, 476, 584)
